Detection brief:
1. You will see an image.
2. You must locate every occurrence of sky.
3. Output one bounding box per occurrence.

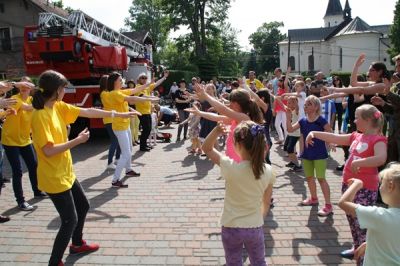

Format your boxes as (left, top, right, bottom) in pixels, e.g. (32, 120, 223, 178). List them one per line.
(61, 0, 396, 51)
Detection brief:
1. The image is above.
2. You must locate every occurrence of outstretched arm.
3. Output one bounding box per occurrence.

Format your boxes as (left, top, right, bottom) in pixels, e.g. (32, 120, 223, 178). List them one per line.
(42, 128, 90, 157)
(305, 131, 351, 148)
(79, 107, 141, 119)
(241, 77, 268, 112)
(185, 106, 230, 124)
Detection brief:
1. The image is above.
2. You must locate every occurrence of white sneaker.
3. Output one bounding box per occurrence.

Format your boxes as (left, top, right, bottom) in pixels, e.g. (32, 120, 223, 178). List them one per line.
(107, 163, 116, 170)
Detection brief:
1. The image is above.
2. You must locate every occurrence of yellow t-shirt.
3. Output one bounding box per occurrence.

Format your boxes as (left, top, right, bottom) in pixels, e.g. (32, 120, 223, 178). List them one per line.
(219, 156, 275, 228)
(134, 84, 155, 115)
(246, 79, 264, 90)
(100, 91, 112, 125)
(1, 94, 33, 146)
(31, 101, 80, 194)
(107, 89, 132, 131)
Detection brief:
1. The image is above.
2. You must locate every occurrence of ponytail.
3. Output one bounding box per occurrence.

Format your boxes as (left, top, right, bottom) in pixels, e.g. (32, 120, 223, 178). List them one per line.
(247, 100, 264, 124)
(230, 89, 264, 124)
(33, 70, 68, 110)
(234, 121, 266, 180)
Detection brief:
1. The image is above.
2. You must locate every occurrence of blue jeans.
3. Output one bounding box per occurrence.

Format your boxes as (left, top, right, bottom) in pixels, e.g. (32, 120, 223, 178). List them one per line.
(3, 144, 40, 204)
(104, 123, 121, 165)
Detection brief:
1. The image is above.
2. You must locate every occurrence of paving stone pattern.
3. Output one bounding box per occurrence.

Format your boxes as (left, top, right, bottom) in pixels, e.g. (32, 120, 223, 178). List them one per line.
(0, 128, 355, 265)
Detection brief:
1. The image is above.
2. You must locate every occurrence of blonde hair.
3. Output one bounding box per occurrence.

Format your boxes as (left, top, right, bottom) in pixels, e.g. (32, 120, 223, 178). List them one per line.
(305, 95, 321, 116)
(379, 162, 400, 187)
(356, 104, 384, 129)
(233, 121, 266, 180)
(295, 80, 305, 88)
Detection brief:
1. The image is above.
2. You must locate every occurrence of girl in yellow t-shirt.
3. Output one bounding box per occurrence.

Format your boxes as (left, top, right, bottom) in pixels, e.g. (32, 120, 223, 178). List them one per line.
(106, 72, 163, 187)
(1, 77, 46, 212)
(30, 70, 140, 266)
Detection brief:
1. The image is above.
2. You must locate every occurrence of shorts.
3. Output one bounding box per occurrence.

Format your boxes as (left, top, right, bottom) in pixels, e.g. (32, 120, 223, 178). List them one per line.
(286, 136, 299, 154)
(302, 159, 327, 179)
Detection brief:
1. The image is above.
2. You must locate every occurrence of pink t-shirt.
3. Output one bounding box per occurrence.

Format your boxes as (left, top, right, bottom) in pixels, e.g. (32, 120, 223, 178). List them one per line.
(225, 120, 242, 163)
(274, 88, 287, 113)
(343, 132, 387, 191)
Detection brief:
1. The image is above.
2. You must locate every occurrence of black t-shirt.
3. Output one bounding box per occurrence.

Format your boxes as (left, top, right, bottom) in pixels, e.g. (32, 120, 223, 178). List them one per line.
(174, 90, 190, 110)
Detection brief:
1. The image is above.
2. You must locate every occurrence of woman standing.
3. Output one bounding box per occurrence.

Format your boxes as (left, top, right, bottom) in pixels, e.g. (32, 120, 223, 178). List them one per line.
(175, 79, 191, 142)
(31, 70, 140, 266)
(2, 77, 46, 211)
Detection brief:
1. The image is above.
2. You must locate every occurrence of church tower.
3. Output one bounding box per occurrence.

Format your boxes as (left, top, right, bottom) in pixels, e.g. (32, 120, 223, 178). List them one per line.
(324, 0, 344, 27)
(343, 0, 352, 21)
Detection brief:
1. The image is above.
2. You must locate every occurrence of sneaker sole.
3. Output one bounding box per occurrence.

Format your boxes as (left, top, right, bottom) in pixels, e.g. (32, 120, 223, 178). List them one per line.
(69, 248, 99, 255)
(318, 211, 333, 217)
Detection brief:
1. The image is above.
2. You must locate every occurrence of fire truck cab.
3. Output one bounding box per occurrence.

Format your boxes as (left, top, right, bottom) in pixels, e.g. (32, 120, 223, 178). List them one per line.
(23, 10, 153, 133)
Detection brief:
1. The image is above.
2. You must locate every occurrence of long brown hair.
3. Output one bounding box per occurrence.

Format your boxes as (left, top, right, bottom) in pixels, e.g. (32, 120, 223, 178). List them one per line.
(234, 121, 266, 179)
(229, 89, 263, 124)
(32, 70, 68, 110)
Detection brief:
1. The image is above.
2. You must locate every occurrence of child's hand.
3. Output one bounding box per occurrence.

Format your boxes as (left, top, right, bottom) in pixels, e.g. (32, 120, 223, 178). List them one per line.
(194, 83, 207, 100)
(163, 70, 170, 78)
(350, 160, 361, 174)
(347, 178, 364, 188)
(328, 143, 336, 152)
(76, 128, 90, 144)
(5, 108, 16, 116)
(305, 132, 314, 148)
(355, 53, 366, 68)
(354, 242, 366, 260)
(216, 121, 228, 135)
(185, 104, 200, 115)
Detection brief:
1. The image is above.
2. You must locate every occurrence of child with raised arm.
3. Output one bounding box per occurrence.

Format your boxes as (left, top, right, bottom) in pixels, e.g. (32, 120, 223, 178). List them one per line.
(181, 101, 202, 154)
(285, 96, 302, 171)
(189, 83, 263, 162)
(31, 70, 140, 266)
(286, 95, 333, 217)
(202, 121, 275, 266)
(306, 104, 387, 263)
(338, 163, 400, 266)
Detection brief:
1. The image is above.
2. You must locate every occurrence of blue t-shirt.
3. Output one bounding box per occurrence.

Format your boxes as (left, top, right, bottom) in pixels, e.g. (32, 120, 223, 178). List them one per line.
(321, 100, 336, 124)
(299, 116, 328, 160)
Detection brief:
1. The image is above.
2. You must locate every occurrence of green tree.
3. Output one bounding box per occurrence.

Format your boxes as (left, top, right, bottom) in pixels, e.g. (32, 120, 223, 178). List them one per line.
(161, 0, 231, 58)
(248, 21, 286, 74)
(52, 0, 63, 8)
(389, 0, 400, 57)
(124, 0, 170, 54)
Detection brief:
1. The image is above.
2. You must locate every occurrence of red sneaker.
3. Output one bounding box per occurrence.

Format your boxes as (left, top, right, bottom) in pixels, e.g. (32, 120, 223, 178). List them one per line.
(69, 240, 99, 254)
(301, 198, 319, 206)
(58, 261, 64, 266)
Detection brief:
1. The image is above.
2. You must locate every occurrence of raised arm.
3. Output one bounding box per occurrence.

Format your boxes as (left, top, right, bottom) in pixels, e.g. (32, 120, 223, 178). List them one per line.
(241, 78, 268, 112)
(149, 70, 170, 92)
(194, 84, 248, 122)
(338, 179, 364, 217)
(201, 122, 225, 166)
(350, 54, 370, 87)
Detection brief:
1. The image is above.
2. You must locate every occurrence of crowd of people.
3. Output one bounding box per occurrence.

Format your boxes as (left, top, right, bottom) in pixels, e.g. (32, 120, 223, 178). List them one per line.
(0, 53, 400, 265)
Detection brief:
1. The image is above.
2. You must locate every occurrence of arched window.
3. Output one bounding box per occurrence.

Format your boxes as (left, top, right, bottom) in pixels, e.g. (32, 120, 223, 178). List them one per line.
(308, 55, 314, 71)
(289, 56, 295, 70)
(339, 48, 343, 69)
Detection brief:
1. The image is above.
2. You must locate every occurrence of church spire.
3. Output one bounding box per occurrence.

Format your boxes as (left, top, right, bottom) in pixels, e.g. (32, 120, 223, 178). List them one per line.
(343, 0, 352, 20)
(324, 0, 343, 18)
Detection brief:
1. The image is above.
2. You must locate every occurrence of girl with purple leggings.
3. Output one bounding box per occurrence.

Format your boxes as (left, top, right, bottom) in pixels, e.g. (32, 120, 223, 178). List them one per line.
(202, 121, 275, 265)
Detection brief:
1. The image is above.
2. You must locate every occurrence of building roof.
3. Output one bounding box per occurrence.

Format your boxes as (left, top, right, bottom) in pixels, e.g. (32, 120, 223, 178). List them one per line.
(336, 16, 381, 36)
(288, 27, 338, 42)
(29, 0, 69, 17)
(324, 0, 343, 18)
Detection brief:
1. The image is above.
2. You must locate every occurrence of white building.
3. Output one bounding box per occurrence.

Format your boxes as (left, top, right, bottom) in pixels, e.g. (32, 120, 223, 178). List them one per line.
(278, 0, 391, 75)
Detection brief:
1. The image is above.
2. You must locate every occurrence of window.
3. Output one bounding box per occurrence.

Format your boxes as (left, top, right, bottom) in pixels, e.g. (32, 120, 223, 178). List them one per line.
(289, 56, 295, 70)
(308, 55, 314, 71)
(0, 3, 4, 13)
(0, 28, 11, 51)
(339, 48, 343, 69)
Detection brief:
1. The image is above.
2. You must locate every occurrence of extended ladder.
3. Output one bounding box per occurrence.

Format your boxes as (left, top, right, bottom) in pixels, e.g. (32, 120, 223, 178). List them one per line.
(37, 10, 146, 58)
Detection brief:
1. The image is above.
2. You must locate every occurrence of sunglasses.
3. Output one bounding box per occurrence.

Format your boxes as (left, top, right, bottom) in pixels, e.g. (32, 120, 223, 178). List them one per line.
(140, 76, 148, 80)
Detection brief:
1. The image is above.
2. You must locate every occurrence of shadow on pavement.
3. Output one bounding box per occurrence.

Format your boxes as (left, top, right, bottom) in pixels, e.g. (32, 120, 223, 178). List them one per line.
(291, 206, 350, 264)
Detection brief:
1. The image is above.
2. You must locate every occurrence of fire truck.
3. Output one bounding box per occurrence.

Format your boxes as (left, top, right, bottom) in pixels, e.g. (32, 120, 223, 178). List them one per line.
(23, 10, 153, 134)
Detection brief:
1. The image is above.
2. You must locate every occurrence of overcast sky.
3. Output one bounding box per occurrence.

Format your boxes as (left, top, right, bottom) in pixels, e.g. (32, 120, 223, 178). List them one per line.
(62, 0, 396, 50)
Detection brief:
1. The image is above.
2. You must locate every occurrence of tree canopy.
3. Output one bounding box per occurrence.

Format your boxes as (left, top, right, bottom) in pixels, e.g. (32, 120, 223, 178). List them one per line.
(389, 0, 400, 57)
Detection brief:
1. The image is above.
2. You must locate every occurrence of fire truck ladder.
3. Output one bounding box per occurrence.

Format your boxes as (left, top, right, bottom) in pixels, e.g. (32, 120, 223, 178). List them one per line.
(38, 10, 145, 58)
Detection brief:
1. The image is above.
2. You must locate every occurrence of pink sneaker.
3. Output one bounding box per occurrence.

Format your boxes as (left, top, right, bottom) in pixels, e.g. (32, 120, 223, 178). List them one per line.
(318, 205, 333, 217)
(301, 198, 319, 206)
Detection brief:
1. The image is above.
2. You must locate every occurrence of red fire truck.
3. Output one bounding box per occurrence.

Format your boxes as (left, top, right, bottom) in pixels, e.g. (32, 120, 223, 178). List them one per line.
(23, 10, 153, 134)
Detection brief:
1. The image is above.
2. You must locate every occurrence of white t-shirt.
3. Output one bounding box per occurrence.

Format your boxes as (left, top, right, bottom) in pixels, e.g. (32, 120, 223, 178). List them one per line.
(219, 156, 275, 228)
(297, 91, 306, 120)
(288, 111, 300, 137)
(151, 113, 157, 131)
(356, 205, 400, 266)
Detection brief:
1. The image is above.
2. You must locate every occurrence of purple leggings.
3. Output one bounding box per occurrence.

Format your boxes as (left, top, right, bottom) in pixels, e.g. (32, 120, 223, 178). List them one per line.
(221, 226, 267, 266)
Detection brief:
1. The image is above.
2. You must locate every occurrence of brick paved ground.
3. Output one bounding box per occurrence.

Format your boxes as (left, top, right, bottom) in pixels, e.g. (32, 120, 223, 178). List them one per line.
(0, 126, 355, 265)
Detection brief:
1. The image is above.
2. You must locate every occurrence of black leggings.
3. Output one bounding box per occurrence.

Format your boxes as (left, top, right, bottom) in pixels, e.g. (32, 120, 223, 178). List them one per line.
(139, 114, 152, 149)
(48, 180, 90, 266)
